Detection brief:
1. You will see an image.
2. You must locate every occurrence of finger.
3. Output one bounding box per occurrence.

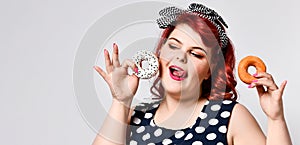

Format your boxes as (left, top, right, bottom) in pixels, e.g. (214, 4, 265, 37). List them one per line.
(256, 85, 265, 97)
(121, 59, 138, 73)
(252, 72, 278, 91)
(94, 65, 107, 81)
(104, 49, 113, 72)
(253, 72, 273, 80)
(278, 80, 288, 93)
(112, 43, 121, 67)
(251, 78, 278, 91)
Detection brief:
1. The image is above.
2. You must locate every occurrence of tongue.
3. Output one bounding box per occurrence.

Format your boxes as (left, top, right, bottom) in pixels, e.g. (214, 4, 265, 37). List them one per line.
(173, 70, 185, 77)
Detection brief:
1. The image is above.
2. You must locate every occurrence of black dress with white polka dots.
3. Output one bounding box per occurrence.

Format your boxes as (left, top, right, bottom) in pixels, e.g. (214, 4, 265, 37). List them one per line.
(127, 99, 237, 145)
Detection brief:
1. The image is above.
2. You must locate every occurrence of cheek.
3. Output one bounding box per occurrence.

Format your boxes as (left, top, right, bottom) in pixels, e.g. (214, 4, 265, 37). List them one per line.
(158, 59, 168, 76)
(159, 46, 175, 62)
(190, 61, 210, 79)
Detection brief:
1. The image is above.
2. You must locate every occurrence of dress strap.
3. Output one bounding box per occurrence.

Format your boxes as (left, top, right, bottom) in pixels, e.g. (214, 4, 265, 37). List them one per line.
(192, 99, 237, 143)
(130, 101, 161, 126)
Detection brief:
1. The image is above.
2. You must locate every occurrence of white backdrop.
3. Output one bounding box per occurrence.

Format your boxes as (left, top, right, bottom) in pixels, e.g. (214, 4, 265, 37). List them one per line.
(0, 0, 299, 145)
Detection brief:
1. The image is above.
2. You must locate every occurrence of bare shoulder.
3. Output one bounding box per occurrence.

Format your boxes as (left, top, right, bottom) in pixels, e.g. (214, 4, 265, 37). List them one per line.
(231, 103, 253, 121)
(227, 103, 266, 145)
(228, 103, 256, 135)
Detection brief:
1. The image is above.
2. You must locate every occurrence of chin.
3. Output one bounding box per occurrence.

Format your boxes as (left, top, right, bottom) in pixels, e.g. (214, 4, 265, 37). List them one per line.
(162, 79, 191, 95)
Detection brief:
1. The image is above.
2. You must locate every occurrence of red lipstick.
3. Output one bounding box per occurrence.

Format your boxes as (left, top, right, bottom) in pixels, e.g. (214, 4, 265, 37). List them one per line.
(169, 65, 187, 81)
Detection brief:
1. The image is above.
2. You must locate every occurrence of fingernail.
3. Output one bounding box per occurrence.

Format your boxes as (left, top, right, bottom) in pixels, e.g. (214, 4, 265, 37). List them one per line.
(248, 84, 252, 88)
(113, 43, 116, 46)
(253, 73, 258, 77)
(134, 68, 138, 73)
(252, 80, 258, 83)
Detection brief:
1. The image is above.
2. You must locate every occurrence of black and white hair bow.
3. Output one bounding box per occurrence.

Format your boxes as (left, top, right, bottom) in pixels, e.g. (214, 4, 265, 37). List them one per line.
(157, 3, 229, 49)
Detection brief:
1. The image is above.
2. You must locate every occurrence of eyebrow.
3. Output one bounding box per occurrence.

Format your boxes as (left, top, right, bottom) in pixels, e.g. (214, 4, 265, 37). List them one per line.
(168, 37, 207, 55)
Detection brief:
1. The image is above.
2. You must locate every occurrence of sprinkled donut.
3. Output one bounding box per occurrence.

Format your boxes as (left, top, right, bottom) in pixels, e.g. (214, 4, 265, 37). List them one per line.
(132, 50, 159, 79)
(238, 56, 266, 84)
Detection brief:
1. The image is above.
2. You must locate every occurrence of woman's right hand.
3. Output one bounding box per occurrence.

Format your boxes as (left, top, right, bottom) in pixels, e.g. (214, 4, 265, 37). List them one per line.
(94, 43, 139, 105)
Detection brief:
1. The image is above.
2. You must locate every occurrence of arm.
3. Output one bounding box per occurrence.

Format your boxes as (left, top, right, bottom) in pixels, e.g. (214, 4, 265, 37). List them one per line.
(228, 103, 291, 145)
(228, 104, 266, 145)
(92, 100, 133, 145)
(267, 116, 292, 145)
(251, 73, 292, 145)
(230, 73, 292, 145)
(92, 43, 139, 145)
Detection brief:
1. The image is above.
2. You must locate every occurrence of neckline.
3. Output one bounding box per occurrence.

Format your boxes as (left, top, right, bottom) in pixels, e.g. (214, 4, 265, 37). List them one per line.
(149, 99, 209, 131)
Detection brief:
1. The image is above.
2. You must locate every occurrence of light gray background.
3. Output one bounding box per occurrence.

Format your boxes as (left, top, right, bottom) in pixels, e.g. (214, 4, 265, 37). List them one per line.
(0, 0, 299, 145)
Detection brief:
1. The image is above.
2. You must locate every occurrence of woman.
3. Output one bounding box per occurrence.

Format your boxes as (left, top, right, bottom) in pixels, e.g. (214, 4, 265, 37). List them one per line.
(92, 3, 292, 145)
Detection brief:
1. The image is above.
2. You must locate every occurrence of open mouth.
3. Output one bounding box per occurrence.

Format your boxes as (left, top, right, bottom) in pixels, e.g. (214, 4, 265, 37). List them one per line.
(169, 65, 187, 81)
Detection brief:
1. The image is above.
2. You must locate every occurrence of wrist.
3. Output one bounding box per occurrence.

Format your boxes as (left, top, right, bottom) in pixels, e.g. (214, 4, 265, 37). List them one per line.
(268, 115, 285, 122)
(107, 99, 132, 122)
(112, 98, 132, 109)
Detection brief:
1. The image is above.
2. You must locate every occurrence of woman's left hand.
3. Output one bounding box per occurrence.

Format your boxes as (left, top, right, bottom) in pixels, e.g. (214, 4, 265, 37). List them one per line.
(248, 72, 287, 121)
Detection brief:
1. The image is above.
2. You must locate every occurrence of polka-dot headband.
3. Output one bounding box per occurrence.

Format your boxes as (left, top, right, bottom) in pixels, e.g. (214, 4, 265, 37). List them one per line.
(156, 3, 229, 49)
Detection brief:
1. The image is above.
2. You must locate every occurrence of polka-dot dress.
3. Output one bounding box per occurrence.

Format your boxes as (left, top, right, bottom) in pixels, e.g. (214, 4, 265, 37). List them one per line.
(127, 99, 237, 145)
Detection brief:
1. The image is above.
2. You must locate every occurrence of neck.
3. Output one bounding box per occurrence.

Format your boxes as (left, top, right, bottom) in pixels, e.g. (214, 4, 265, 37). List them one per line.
(162, 94, 200, 111)
(154, 93, 206, 129)
(162, 87, 204, 110)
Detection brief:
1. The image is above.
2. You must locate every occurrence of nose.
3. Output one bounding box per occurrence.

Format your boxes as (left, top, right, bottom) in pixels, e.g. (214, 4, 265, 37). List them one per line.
(176, 51, 187, 63)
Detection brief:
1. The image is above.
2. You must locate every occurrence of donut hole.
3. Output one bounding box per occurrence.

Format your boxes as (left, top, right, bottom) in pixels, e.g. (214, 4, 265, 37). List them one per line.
(141, 60, 150, 69)
(247, 66, 257, 75)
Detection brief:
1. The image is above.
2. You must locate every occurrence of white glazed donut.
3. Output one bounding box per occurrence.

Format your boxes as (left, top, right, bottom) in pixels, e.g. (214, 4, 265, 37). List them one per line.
(132, 50, 159, 79)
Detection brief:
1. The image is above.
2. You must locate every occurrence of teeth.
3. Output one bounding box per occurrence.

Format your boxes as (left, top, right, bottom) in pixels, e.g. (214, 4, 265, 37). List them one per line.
(172, 67, 180, 71)
(170, 66, 182, 71)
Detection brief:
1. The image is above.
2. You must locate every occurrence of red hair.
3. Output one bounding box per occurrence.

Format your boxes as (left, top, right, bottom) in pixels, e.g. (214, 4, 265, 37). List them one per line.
(151, 13, 238, 101)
